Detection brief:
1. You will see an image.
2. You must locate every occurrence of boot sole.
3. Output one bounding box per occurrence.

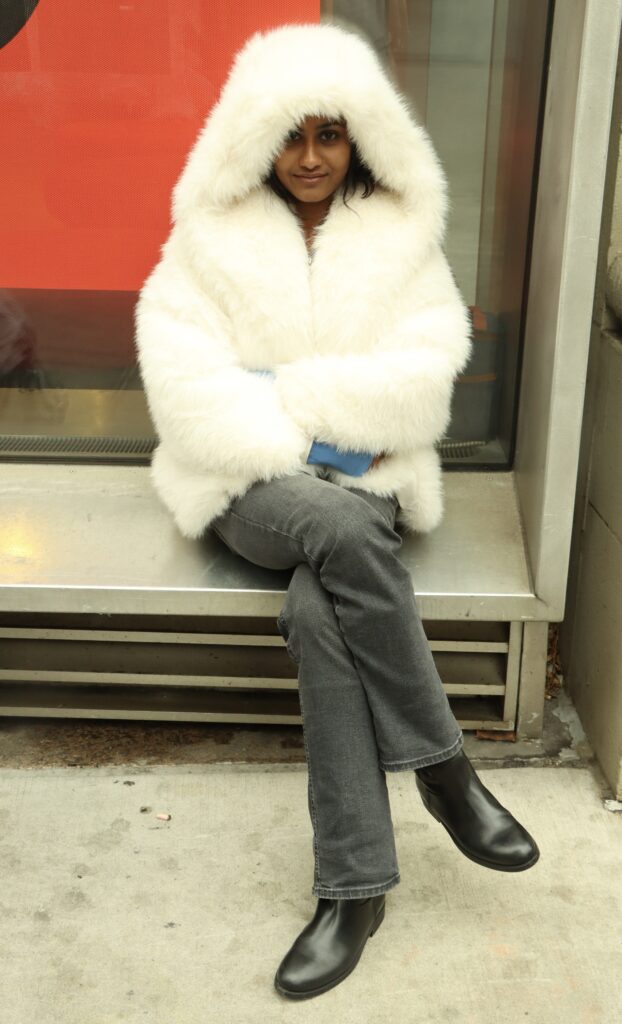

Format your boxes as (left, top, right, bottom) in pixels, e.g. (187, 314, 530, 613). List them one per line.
(418, 785, 540, 872)
(274, 902, 385, 1000)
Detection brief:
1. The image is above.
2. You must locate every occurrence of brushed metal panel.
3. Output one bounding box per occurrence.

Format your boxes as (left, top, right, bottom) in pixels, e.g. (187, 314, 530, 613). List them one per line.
(502, 620, 522, 727)
(514, 0, 622, 618)
(516, 620, 547, 740)
(589, 332, 622, 543)
(0, 463, 542, 619)
(565, 502, 622, 795)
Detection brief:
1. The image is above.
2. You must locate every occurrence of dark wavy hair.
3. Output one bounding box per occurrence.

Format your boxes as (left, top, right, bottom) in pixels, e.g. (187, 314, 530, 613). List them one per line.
(264, 129, 376, 209)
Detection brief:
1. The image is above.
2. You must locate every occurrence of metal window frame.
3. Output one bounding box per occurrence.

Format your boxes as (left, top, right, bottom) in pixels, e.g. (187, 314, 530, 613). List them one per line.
(514, 0, 622, 619)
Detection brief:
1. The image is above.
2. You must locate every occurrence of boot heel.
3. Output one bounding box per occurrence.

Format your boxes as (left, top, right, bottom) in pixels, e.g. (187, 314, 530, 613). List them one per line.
(416, 777, 441, 822)
(369, 903, 385, 937)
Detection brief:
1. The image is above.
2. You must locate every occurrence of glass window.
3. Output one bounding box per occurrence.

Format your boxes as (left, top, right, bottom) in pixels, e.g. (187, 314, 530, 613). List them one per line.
(0, 1, 552, 468)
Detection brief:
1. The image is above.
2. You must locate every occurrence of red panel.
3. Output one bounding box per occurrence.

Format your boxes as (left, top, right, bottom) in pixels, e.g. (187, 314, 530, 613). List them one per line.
(0, 1, 320, 291)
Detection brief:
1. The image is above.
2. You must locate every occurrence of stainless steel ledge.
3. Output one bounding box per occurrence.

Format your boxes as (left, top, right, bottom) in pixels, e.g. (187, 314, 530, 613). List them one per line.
(0, 463, 547, 621)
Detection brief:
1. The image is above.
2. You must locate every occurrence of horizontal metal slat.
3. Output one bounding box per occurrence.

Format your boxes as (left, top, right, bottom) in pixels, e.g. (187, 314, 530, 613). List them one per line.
(0, 670, 505, 696)
(0, 627, 286, 646)
(0, 670, 299, 689)
(0, 627, 509, 652)
(0, 683, 512, 730)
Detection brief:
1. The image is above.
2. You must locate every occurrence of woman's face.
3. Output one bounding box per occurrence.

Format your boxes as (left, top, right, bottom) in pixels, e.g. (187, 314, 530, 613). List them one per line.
(273, 115, 351, 205)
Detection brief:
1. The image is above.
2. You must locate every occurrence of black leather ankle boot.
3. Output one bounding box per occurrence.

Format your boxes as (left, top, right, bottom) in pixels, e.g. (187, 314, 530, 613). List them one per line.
(274, 894, 386, 1000)
(415, 749, 540, 871)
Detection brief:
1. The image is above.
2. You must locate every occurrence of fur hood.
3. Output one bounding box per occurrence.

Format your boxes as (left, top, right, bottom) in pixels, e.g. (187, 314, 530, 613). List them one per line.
(134, 22, 473, 541)
(171, 22, 448, 229)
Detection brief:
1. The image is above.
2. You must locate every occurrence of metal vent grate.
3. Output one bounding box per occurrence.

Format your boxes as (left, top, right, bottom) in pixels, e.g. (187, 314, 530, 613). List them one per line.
(438, 439, 487, 460)
(0, 435, 486, 460)
(0, 620, 519, 731)
(0, 435, 156, 456)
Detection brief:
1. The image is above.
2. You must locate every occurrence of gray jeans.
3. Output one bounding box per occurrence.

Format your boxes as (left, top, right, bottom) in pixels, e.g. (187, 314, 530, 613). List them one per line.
(210, 470, 464, 899)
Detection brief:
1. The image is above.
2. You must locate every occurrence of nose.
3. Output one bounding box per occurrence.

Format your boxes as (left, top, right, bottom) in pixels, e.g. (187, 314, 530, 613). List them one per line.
(300, 137, 321, 171)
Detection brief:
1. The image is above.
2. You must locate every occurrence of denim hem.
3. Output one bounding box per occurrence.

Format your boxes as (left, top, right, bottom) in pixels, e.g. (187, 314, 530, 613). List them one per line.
(312, 871, 400, 900)
(379, 730, 464, 773)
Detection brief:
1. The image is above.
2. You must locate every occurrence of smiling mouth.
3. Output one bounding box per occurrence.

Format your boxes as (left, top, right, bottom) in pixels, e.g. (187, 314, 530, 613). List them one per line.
(295, 174, 328, 181)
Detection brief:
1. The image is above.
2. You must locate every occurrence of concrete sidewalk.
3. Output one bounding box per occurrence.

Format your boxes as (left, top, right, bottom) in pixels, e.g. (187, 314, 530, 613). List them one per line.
(2, 756, 621, 1024)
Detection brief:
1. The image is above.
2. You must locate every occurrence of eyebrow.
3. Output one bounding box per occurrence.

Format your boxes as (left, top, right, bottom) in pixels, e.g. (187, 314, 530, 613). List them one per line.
(292, 121, 345, 132)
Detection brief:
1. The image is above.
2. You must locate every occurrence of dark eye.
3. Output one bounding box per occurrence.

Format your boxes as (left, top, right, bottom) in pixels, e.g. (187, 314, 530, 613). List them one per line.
(321, 130, 339, 141)
(285, 129, 300, 144)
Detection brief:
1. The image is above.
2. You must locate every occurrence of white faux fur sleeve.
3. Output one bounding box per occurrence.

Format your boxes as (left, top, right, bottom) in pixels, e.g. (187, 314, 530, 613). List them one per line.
(134, 262, 312, 479)
(273, 248, 472, 453)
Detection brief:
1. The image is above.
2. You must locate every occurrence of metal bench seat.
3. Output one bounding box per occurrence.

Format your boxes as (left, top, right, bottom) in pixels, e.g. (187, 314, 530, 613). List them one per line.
(0, 464, 547, 737)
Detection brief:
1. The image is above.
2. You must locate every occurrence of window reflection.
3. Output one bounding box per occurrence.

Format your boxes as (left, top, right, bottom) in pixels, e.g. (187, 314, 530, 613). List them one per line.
(0, 1, 551, 467)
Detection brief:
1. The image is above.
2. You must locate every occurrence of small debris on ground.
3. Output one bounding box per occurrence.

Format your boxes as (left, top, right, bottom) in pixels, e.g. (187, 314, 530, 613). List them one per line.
(546, 624, 564, 699)
(476, 729, 517, 742)
(603, 799, 622, 812)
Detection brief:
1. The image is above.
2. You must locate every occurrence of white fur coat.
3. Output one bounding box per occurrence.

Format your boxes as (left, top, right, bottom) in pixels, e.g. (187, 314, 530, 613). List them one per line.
(134, 22, 473, 540)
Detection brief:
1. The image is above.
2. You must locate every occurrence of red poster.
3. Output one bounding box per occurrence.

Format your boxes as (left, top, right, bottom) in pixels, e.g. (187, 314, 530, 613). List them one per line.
(0, 1, 320, 292)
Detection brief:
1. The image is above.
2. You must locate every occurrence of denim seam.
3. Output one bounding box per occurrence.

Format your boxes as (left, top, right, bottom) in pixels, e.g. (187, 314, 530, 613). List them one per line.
(222, 508, 315, 549)
(379, 731, 464, 772)
(298, 686, 323, 890)
(223, 503, 396, 571)
(281, 610, 323, 891)
(230, 509, 325, 577)
(313, 871, 401, 899)
(317, 587, 402, 892)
